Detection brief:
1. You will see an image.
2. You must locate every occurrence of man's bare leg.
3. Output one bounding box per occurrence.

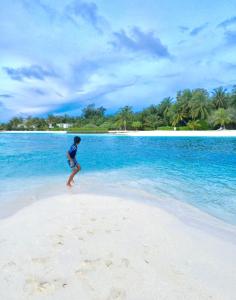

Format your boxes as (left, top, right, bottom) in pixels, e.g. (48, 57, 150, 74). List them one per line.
(67, 165, 81, 187)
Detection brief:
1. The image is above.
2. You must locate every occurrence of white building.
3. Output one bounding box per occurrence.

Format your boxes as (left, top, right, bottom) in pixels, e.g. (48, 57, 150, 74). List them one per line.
(56, 123, 72, 129)
(17, 124, 27, 129)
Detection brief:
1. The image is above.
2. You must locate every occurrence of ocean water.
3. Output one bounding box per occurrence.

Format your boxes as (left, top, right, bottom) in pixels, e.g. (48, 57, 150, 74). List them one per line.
(0, 133, 236, 224)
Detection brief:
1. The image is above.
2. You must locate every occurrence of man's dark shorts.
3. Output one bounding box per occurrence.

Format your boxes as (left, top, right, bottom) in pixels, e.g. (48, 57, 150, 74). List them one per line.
(68, 159, 79, 170)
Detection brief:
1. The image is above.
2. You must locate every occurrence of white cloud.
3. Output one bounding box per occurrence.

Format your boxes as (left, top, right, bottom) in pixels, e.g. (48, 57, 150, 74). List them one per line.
(0, 0, 236, 120)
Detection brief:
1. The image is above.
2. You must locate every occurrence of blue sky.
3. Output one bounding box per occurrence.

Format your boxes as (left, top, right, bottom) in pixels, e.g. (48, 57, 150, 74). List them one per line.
(0, 0, 236, 121)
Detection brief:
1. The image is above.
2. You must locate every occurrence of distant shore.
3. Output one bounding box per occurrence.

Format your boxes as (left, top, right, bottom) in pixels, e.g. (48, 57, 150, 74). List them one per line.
(0, 130, 67, 134)
(1, 130, 236, 136)
(110, 130, 236, 137)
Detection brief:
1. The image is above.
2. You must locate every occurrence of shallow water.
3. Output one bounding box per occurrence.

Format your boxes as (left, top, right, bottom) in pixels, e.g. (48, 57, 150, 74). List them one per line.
(0, 133, 236, 224)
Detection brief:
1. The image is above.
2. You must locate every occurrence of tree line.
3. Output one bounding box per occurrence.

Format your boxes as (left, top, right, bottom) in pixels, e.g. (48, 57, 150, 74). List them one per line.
(1, 86, 236, 131)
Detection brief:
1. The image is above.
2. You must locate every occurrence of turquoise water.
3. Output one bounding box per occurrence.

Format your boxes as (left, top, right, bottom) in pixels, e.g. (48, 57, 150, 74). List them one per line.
(0, 133, 236, 224)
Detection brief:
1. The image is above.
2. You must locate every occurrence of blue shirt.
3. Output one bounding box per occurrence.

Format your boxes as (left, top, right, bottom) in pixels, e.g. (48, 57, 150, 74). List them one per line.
(68, 144, 77, 159)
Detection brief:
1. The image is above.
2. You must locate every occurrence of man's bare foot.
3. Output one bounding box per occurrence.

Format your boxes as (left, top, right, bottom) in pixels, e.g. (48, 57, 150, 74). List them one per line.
(66, 182, 72, 187)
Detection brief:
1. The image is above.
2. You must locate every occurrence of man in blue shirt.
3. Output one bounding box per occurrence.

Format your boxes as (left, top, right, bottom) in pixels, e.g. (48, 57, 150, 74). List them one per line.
(66, 136, 81, 187)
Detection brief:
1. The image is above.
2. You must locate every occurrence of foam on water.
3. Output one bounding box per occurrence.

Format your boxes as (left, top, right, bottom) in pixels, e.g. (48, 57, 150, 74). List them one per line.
(0, 133, 236, 224)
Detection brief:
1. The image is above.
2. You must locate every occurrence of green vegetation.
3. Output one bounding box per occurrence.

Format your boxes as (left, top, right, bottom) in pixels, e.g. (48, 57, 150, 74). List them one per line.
(1, 87, 236, 131)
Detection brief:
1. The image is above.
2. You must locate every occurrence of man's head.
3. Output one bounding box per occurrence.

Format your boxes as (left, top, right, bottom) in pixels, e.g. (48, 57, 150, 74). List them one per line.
(74, 136, 81, 145)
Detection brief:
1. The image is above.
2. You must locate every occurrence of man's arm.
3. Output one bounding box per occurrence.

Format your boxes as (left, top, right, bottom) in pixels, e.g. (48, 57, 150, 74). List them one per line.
(67, 151, 73, 162)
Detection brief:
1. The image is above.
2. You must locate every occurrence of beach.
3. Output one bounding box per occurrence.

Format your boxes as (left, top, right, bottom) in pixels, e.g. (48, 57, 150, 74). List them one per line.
(2, 0, 236, 297)
(2, 130, 236, 137)
(0, 132, 236, 299)
(0, 192, 236, 300)
(110, 130, 236, 137)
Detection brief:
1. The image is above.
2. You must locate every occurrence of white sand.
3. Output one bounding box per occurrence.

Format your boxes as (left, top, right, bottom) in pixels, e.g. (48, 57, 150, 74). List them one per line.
(2, 130, 236, 136)
(1, 131, 67, 134)
(0, 193, 235, 300)
(110, 130, 236, 137)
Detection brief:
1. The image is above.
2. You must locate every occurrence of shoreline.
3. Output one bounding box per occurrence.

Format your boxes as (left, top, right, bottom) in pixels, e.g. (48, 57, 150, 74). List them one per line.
(0, 192, 235, 299)
(1, 129, 236, 136)
(1, 172, 236, 228)
(110, 130, 236, 137)
(0, 130, 67, 134)
(1, 165, 235, 226)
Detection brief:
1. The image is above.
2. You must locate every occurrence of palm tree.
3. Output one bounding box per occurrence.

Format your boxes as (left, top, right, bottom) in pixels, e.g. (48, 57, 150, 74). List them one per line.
(132, 121, 142, 130)
(176, 89, 192, 114)
(187, 120, 201, 130)
(157, 97, 173, 124)
(212, 87, 228, 109)
(9, 117, 23, 129)
(190, 89, 210, 120)
(170, 106, 186, 127)
(143, 114, 162, 129)
(230, 86, 236, 108)
(210, 108, 232, 129)
(169, 89, 193, 127)
(169, 102, 188, 127)
(171, 111, 186, 127)
(117, 106, 133, 130)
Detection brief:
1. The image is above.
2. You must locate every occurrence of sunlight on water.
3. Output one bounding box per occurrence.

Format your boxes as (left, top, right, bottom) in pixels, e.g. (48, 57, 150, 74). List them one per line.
(0, 133, 236, 224)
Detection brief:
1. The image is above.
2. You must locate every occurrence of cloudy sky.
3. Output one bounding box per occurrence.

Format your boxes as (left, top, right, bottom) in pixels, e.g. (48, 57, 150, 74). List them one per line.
(0, 0, 236, 121)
